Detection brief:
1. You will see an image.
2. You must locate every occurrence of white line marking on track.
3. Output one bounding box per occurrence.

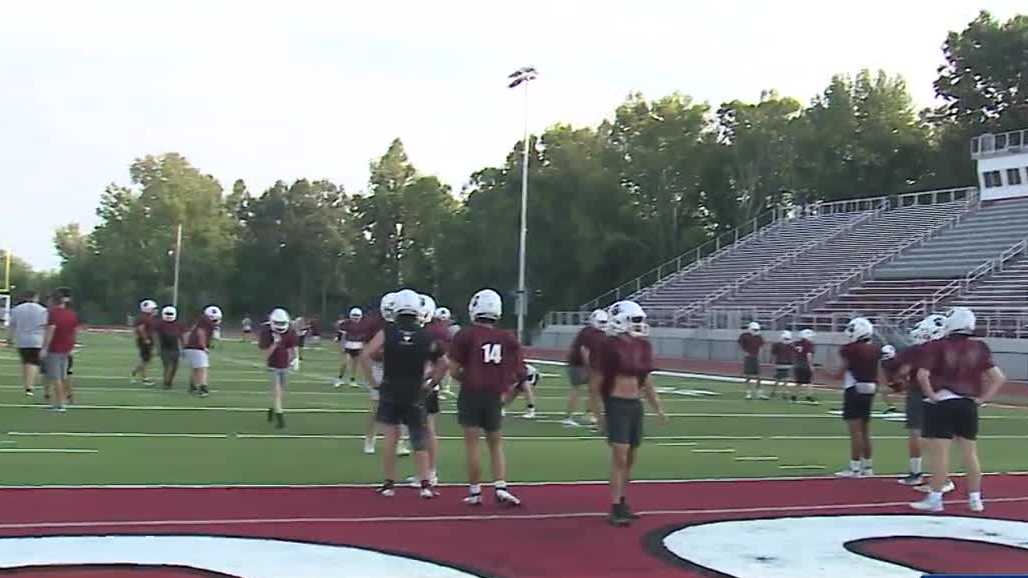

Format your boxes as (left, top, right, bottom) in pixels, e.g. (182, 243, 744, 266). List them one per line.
(0, 449, 98, 454)
(656, 442, 698, 447)
(779, 465, 826, 470)
(692, 449, 736, 454)
(8, 432, 228, 439)
(735, 456, 779, 462)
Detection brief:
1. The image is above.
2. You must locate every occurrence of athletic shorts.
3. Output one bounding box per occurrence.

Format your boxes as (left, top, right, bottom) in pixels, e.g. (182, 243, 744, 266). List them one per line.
(775, 365, 791, 381)
(160, 349, 180, 367)
(67, 355, 74, 375)
(345, 348, 362, 358)
(904, 387, 925, 430)
(298, 336, 307, 348)
(18, 348, 41, 366)
(605, 397, 643, 448)
(743, 356, 760, 377)
(794, 365, 812, 385)
(268, 367, 288, 387)
(184, 349, 210, 369)
(457, 389, 503, 433)
(343, 341, 364, 357)
(137, 341, 153, 362)
(567, 365, 589, 387)
(44, 353, 70, 381)
(242, 328, 252, 334)
(425, 390, 440, 415)
(376, 400, 428, 450)
(842, 387, 874, 421)
(923, 398, 978, 440)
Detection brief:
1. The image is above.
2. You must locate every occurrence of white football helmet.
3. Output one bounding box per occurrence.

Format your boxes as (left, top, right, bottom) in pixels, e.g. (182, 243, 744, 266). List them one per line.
(161, 306, 177, 322)
(380, 292, 398, 322)
(469, 289, 502, 321)
(881, 344, 896, 360)
(419, 294, 437, 325)
(748, 321, 761, 334)
(608, 300, 649, 337)
(845, 317, 873, 343)
(799, 328, 814, 341)
(349, 307, 363, 320)
(393, 289, 421, 317)
(780, 330, 792, 342)
(945, 307, 976, 336)
(921, 313, 948, 341)
(139, 299, 158, 314)
(589, 309, 609, 330)
(204, 305, 223, 324)
(434, 307, 451, 322)
(269, 308, 291, 333)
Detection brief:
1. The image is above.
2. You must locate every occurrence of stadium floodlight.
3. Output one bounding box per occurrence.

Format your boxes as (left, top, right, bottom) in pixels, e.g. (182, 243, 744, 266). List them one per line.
(507, 66, 538, 343)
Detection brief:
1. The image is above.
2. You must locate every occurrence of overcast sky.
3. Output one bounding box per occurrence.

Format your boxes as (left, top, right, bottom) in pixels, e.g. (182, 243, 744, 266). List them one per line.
(1, 1, 1022, 270)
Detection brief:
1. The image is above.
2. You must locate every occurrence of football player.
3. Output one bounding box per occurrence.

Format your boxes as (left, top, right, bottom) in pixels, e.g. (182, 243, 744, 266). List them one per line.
(588, 300, 667, 526)
(362, 293, 395, 455)
(130, 299, 158, 385)
(241, 314, 253, 342)
(738, 322, 765, 399)
(791, 329, 817, 403)
(156, 306, 185, 389)
(292, 315, 309, 361)
(184, 305, 222, 397)
(910, 307, 1005, 513)
(834, 317, 880, 478)
(360, 289, 445, 499)
(503, 364, 539, 419)
(259, 308, 299, 429)
(336, 307, 366, 388)
(428, 306, 456, 399)
(564, 309, 608, 427)
(769, 331, 794, 400)
(449, 289, 524, 507)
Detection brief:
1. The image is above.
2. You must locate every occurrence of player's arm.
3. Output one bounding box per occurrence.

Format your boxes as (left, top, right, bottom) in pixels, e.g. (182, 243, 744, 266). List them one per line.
(258, 332, 279, 362)
(425, 341, 447, 391)
(978, 366, 1006, 406)
(641, 376, 667, 423)
(5, 312, 15, 347)
(358, 330, 384, 388)
(40, 317, 55, 358)
(447, 332, 466, 382)
(916, 368, 940, 402)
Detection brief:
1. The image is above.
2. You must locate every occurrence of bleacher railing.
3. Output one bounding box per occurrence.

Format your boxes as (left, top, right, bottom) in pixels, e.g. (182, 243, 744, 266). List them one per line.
(895, 187, 977, 208)
(578, 208, 782, 311)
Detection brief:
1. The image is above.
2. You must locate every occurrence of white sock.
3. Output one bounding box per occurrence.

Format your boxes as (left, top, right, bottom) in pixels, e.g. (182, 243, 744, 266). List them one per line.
(970, 491, 982, 502)
(495, 480, 508, 490)
(849, 460, 860, 472)
(929, 491, 943, 503)
(469, 484, 481, 495)
(910, 457, 922, 475)
(861, 458, 872, 470)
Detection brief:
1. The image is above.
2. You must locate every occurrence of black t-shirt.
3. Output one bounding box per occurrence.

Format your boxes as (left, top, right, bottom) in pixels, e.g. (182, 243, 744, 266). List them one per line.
(381, 317, 443, 404)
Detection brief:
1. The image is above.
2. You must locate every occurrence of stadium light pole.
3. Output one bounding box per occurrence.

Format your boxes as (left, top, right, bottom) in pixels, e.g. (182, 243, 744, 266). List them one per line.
(508, 66, 537, 343)
(172, 224, 183, 308)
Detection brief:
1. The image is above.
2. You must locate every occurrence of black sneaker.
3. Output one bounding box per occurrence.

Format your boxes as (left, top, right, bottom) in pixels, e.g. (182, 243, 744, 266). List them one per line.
(897, 472, 924, 486)
(199, 386, 209, 397)
(377, 480, 396, 497)
(621, 500, 641, 520)
(885, 406, 898, 414)
(275, 412, 285, 429)
(608, 503, 631, 527)
(189, 385, 198, 395)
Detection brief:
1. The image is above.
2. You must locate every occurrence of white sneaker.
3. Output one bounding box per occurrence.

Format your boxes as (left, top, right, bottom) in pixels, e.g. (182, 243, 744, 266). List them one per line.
(561, 417, 580, 428)
(969, 498, 985, 512)
(587, 413, 598, 425)
(501, 408, 507, 417)
(523, 408, 536, 419)
(745, 392, 753, 400)
(757, 394, 770, 401)
(860, 468, 874, 478)
(430, 475, 439, 487)
(333, 379, 343, 388)
(463, 493, 482, 506)
(909, 496, 943, 512)
(915, 480, 956, 494)
(397, 442, 411, 457)
(496, 488, 521, 507)
(378, 485, 396, 497)
(835, 469, 861, 478)
(420, 487, 436, 499)
(363, 439, 375, 455)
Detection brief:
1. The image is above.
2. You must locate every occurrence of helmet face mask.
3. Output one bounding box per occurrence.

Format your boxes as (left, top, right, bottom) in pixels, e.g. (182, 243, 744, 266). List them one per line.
(393, 289, 422, 318)
(945, 307, 976, 336)
(780, 330, 792, 342)
(380, 292, 398, 322)
(748, 321, 761, 334)
(881, 344, 896, 360)
(589, 309, 609, 330)
(434, 307, 451, 322)
(161, 306, 177, 322)
(419, 295, 436, 326)
(349, 307, 363, 321)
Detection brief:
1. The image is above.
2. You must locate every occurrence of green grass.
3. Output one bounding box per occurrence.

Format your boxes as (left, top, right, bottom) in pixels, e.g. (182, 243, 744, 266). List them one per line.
(0, 332, 1026, 486)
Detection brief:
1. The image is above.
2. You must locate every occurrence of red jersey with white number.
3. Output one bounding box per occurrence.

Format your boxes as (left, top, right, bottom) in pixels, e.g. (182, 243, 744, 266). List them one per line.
(449, 324, 524, 394)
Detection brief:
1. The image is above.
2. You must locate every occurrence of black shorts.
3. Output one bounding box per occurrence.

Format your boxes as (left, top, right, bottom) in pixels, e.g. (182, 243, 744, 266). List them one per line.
(161, 349, 180, 367)
(425, 390, 440, 415)
(794, 365, 812, 385)
(137, 341, 153, 363)
(842, 387, 874, 421)
(376, 400, 429, 450)
(18, 348, 41, 366)
(345, 348, 362, 358)
(923, 398, 978, 440)
(775, 365, 791, 381)
(905, 388, 925, 431)
(458, 389, 503, 433)
(743, 356, 760, 377)
(298, 336, 307, 348)
(605, 397, 643, 448)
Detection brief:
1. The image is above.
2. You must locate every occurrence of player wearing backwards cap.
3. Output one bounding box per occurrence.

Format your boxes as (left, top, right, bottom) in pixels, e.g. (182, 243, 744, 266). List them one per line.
(259, 308, 300, 429)
(910, 307, 1006, 513)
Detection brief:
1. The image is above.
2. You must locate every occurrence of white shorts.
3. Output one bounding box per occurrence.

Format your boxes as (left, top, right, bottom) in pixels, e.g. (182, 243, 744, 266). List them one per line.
(370, 363, 383, 401)
(344, 340, 364, 351)
(184, 349, 210, 369)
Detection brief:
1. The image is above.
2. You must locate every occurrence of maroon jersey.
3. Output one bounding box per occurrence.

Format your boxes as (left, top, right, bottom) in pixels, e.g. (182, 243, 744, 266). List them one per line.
(882, 345, 920, 390)
(839, 341, 881, 383)
(914, 335, 995, 397)
(594, 334, 654, 399)
(425, 321, 453, 354)
(46, 307, 79, 354)
(156, 320, 185, 351)
(793, 339, 815, 367)
(340, 319, 365, 343)
(185, 317, 216, 351)
(258, 327, 299, 369)
(771, 342, 795, 365)
(134, 313, 156, 343)
(738, 333, 764, 357)
(449, 324, 524, 394)
(567, 326, 606, 366)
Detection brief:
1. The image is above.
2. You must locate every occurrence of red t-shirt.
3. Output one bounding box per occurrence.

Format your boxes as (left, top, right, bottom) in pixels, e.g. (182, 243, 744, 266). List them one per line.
(185, 318, 216, 351)
(47, 307, 79, 354)
(593, 334, 654, 399)
(839, 340, 881, 384)
(771, 342, 795, 365)
(258, 327, 299, 369)
(914, 335, 995, 397)
(449, 324, 524, 394)
(738, 333, 764, 357)
(567, 326, 605, 366)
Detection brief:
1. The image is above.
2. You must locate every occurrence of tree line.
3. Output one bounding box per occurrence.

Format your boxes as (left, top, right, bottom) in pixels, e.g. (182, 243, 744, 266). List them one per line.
(15, 11, 1027, 331)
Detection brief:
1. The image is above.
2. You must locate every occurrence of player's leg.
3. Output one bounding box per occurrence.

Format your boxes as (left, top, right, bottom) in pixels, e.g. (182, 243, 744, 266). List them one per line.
(618, 398, 644, 521)
(461, 427, 483, 504)
(859, 417, 872, 474)
(483, 390, 517, 505)
(899, 388, 924, 485)
(378, 422, 400, 496)
(955, 399, 982, 511)
(426, 412, 439, 485)
(348, 352, 360, 386)
(405, 407, 434, 499)
(268, 370, 286, 429)
(364, 395, 379, 454)
(22, 351, 40, 395)
(334, 347, 346, 388)
(522, 381, 537, 418)
(911, 400, 951, 511)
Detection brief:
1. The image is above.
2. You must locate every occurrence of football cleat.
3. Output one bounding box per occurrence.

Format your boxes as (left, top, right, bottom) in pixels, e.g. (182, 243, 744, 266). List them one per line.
(969, 497, 985, 513)
(333, 378, 343, 388)
(561, 417, 580, 428)
(522, 408, 536, 419)
(745, 392, 753, 400)
(909, 497, 943, 512)
(377, 484, 396, 498)
(496, 488, 521, 507)
(275, 412, 285, 429)
(898, 473, 924, 486)
(463, 493, 483, 506)
(861, 468, 874, 477)
(835, 469, 861, 478)
(915, 479, 956, 494)
(397, 442, 411, 457)
(419, 487, 436, 499)
(199, 385, 209, 397)
(24, 389, 33, 397)
(363, 439, 375, 455)
(608, 504, 631, 527)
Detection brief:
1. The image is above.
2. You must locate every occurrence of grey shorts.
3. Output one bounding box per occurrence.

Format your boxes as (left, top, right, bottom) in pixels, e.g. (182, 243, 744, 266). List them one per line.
(743, 356, 760, 377)
(161, 349, 180, 367)
(269, 368, 289, 387)
(45, 353, 70, 381)
(905, 387, 924, 430)
(605, 397, 644, 448)
(567, 365, 589, 387)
